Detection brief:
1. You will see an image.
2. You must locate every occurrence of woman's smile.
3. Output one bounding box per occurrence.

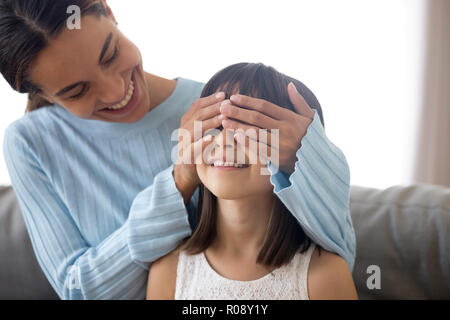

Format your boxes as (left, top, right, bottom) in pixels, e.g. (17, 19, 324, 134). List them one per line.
(97, 68, 140, 116)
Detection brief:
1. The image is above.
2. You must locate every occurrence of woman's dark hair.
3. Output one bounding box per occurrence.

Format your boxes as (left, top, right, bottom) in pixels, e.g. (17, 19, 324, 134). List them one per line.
(182, 62, 323, 268)
(0, 0, 108, 114)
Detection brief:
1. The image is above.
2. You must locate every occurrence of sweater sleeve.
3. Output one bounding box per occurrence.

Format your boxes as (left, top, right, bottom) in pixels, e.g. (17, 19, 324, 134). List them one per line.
(3, 125, 192, 300)
(268, 110, 356, 271)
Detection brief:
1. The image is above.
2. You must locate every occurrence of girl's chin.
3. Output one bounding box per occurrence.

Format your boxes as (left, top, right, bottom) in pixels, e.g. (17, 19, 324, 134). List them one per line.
(204, 165, 251, 173)
(204, 181, 257, 199)
(209, 191, 249, 200)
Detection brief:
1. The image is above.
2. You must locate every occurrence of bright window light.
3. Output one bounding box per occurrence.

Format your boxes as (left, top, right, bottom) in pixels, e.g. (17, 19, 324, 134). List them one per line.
(1, 0, 425, 189)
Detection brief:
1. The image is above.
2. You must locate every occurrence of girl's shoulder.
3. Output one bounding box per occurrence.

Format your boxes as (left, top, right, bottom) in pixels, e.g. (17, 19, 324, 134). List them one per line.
(307, 246, 358, 299)
(146, 245, 182, 300)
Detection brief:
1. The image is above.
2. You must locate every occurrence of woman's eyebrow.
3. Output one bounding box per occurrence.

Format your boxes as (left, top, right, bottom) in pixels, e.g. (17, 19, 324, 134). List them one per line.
(54, 32, 113, 97)
(98, 32, 113, 64)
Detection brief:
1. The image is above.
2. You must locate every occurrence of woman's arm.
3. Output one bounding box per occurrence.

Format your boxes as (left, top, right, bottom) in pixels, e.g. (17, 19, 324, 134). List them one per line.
(268, 109, 356, 271)
(3, 125, 192, 300)
(308, 247, 358, 300)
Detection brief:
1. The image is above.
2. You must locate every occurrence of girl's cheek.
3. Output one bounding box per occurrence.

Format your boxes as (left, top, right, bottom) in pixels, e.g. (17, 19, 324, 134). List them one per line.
(250, 166, 273, 192)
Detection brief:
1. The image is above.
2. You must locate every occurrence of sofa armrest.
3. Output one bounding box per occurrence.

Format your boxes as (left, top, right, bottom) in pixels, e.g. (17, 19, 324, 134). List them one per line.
(350, 184, 450, 299)
(0, 185, 59, 299)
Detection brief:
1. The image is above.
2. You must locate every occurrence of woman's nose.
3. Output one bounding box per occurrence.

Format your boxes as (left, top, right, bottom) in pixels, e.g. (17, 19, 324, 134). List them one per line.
(97, 76, 127, 105)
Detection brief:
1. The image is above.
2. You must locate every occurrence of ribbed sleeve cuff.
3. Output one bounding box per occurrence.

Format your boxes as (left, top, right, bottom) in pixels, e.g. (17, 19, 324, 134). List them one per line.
(127, 164, 192, 264)
(269, 110, 350, 196)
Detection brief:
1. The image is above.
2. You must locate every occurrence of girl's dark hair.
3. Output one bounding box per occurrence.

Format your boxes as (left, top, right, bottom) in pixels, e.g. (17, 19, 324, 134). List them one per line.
(182, 62, 323, 268)
(0, 0, 108, 114)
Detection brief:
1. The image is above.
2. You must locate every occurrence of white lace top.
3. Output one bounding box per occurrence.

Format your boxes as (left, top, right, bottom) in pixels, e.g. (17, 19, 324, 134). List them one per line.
(175, 243, 316, 300)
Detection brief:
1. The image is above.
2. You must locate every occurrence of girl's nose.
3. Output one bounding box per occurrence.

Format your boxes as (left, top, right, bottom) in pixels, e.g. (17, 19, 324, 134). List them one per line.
(214, 129, 235, 148)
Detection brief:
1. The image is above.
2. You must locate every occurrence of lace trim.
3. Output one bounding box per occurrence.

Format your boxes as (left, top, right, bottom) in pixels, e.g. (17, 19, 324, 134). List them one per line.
(175, 243, 316, 300)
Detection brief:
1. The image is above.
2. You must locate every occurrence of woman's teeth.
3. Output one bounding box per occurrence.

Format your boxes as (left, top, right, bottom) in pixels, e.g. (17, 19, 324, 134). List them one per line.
(106, 80, 135, 110)
(211, 160, 247, 168)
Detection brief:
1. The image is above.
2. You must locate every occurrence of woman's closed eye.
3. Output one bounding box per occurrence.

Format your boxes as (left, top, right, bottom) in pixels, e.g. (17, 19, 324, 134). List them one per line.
(68, 45, 120, 100)
(103, 44, 119, 67)
(69, 84, 89, 100)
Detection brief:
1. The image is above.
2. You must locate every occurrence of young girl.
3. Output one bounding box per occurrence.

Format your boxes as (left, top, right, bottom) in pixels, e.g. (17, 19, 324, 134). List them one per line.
(146, 63, 358, 300)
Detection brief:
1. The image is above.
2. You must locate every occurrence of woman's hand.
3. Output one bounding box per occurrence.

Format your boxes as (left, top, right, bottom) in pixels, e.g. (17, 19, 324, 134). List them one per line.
(173, 92, 225, 205)
(219, 83, 315, 175)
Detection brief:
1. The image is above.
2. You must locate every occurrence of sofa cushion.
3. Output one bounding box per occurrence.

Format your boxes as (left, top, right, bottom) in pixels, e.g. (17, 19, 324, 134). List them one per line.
(350, 184, 450, 299)
(0, 185, 58, 299)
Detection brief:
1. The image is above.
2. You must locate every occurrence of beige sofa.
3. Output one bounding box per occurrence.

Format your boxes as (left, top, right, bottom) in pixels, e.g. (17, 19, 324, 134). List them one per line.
(0, 183, 449, 299)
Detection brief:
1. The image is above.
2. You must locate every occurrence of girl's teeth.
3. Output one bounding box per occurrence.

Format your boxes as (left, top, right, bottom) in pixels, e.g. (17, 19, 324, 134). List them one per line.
(212, 161, 246, 168)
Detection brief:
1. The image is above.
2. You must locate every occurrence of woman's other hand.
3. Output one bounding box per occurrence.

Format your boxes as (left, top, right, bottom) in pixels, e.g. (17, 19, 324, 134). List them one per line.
(173, 92, 225, 204)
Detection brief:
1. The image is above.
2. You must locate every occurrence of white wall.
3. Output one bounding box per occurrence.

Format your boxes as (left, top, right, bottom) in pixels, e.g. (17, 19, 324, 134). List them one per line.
(0, 0, 425, 189)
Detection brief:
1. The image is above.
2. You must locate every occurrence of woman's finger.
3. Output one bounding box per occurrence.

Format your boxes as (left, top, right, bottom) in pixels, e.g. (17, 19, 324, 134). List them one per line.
(222, 118, 279, 148)
(287, 82, 315, 120)
(192, 91, 225, 112)
(229, 94, 293, 121)
(194, 134, 217, 165)
(219, 101, 281, 130)
(196, 101, 222, 121)
(234, 130, 273, 174)
(234, 130, 259, 166)
(200, 115, 222, 135)
(179, 134, 216, 165)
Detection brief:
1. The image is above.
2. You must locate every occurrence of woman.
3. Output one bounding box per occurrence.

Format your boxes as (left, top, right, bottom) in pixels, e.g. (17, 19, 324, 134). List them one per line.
(1, 0, 355, 299)
(147, 63, 357, 300)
